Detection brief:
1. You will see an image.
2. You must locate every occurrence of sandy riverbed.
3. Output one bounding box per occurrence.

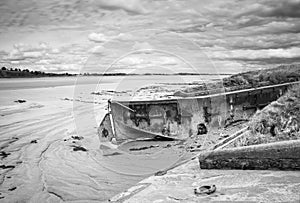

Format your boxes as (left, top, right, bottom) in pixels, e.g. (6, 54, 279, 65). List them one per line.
(0, 75, 224, 202)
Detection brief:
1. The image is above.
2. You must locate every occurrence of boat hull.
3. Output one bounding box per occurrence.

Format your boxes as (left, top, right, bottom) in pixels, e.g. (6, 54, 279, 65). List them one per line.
(98, 81, 300, 143)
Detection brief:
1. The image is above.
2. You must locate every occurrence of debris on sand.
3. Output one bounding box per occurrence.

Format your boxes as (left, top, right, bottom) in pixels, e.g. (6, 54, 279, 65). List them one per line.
(71, 136, 84, 140)
(72, 146, 87, 152)
(30, 140, 38, 144)
(163, 144, 172, 148)
(129, 145, 159, 151)
(0, 165, 15, 169)
(8, 187, 16, 191)
(194, 185, 216, 195)
(0, 151, 10, 159)
(155, 170, 167, 176)
(14, 100, 26, 103)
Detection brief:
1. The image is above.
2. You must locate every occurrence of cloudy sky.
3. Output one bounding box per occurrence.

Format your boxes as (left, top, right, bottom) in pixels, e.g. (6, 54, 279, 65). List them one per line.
(0, 0, 299, 74)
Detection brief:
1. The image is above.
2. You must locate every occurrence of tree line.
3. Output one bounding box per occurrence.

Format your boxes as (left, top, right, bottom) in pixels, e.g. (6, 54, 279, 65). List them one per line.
(0, 66, 75, 78)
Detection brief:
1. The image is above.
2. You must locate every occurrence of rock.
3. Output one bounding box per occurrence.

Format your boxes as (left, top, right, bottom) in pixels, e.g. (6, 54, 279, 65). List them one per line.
(30, 140, 37, 144)
(14, 99, 26, 103)
(8, 187, 16, 191)
(0, 151, 10, 159)
(71, 136, 84, 140)
(72, 146, 87, 152)
(0, 165, 15, 169)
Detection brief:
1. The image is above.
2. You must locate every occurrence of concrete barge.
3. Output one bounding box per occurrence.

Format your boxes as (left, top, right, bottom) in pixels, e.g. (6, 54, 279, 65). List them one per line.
(98, 81, 300, 143)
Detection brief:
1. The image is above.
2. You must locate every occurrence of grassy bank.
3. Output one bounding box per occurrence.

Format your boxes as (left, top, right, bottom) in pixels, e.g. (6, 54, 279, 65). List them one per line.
(175, 64, 300, 96)
(223, 64, 300, 91)
(227, 84, 300, 147)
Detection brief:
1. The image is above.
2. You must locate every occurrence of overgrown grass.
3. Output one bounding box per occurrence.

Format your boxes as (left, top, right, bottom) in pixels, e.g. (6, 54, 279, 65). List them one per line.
(227, 84, 300, 147)
(177, 64, 300, 96)
(223, 64, 300, 91)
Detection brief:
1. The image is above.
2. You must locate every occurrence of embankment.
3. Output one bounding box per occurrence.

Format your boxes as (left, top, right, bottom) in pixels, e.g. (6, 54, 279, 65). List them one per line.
(199, 139, 300, 170)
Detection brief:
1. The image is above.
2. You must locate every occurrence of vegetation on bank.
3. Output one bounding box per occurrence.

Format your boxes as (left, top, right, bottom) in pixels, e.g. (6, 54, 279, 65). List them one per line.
(175, 64, 300, 96)
(227, 84, 300, 147)
(223, 64, 300, 91)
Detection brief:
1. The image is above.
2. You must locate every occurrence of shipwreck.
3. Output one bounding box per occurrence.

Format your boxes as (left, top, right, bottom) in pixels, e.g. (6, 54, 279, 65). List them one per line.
(98, 81, 300, 144)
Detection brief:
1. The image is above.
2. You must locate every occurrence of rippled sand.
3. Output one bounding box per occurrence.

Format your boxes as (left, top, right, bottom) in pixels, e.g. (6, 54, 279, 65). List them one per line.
(0, 76, 207, 202)
(0, 94, 145, 202)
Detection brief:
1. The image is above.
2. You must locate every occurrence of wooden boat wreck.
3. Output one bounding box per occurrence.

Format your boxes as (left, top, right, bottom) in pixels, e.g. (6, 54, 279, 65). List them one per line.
(98, 81, 300, 144)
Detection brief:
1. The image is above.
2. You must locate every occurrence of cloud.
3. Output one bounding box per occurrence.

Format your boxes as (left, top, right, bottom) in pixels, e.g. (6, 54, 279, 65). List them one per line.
(88, 33, 110, 43)
(237, 1, 300, 18)
(39, 64, 80, 73)
(159, 56, 180, 66)
(118, 56, 145, 65)
(228, 57, 300, 65)
(132, 42, 154, 51)
(223, 33, 300, 50)
(89, 45, 105, 54)
(1, 0, 300, 73)
(88, 32, 135, 43)
(23, 52, 44, 58)
(4, 42, 51, 61)
(169, 23, 208, 33)
(94, 0, 148, 14)
(13, 42, 49, 52)
(236, 16, 268, 28)
(115, 33, 135, 41)
(210, 47, 300, 64)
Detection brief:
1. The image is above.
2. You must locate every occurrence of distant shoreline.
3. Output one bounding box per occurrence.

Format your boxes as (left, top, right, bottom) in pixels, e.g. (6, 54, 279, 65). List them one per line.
(0, 70, 232, 79)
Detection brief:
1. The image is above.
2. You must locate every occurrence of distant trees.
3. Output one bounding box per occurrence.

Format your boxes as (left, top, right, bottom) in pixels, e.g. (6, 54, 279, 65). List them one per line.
(0, 67, 31, 73)
(0, 66, 76, 78)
